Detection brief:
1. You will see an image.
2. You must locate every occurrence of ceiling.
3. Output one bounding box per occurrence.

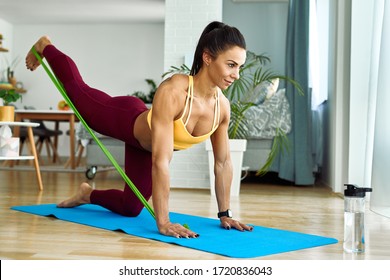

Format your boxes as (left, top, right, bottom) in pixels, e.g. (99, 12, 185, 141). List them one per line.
(0, 0, 165, 24)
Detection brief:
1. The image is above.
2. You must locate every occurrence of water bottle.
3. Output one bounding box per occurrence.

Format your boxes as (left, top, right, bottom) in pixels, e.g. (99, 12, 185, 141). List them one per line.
(343, 184, 372, 253)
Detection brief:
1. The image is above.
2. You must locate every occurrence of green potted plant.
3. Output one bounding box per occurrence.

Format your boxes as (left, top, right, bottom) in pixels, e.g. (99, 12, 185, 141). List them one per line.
(131, 79, 157, 105)
(0, 87, 22, 121)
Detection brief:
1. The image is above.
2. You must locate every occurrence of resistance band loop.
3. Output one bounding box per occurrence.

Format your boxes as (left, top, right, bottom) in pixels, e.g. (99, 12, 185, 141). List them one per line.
(31, 47, 155, 219)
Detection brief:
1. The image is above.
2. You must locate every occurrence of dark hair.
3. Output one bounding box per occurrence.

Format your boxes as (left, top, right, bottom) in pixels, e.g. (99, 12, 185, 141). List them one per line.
(190, 21, 246, 75)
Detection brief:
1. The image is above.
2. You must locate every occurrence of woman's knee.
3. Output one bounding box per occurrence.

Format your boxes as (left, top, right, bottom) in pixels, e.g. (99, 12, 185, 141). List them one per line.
(121, 204, 144, 217)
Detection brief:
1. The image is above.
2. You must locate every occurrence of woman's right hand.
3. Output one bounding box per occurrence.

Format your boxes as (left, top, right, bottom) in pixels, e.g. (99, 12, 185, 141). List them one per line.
(158, 221, 199, 238)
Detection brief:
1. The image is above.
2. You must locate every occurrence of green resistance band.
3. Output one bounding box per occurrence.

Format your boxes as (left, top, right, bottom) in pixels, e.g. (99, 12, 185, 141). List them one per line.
(31, 47, 156, 219)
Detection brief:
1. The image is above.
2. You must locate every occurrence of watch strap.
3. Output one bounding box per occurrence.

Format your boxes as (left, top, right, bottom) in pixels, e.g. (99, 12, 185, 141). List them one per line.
(217, 209, 232, 218)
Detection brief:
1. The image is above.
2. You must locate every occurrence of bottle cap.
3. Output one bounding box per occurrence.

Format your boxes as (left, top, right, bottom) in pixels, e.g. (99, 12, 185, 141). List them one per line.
(344, 184, 372, 197)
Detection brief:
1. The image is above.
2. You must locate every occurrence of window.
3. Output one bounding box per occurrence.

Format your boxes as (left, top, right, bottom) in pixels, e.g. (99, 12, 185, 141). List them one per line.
(309, 0, 329, 109)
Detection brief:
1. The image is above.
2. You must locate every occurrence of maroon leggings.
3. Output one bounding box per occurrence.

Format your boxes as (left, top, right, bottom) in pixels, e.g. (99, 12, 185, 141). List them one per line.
(44, 45, 152, 217)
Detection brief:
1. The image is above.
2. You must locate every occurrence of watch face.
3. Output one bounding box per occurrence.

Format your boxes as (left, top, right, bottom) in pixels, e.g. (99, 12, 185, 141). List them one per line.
(227, 209, 232, 217)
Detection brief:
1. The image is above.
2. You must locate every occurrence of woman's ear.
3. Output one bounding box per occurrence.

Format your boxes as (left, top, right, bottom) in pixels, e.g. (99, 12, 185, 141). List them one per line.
(202, 51, 212, 66)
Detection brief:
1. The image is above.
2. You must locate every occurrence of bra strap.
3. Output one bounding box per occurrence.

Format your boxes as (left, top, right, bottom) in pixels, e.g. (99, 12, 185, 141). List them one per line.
(212, 90, 220, 129)
(183, 76, 194, 126)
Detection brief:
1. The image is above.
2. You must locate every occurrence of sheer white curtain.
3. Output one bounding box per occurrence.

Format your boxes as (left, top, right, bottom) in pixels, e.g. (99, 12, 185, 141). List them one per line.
(369, 0, 390, 218)
(309, 0, 328, 172)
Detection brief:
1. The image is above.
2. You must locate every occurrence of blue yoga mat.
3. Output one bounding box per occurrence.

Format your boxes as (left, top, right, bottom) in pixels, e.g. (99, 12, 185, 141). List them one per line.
(11, 204, 338, 258)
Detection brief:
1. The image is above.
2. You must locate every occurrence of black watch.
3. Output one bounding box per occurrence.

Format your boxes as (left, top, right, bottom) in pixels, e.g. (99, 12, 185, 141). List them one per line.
(218, 209, 232, 218)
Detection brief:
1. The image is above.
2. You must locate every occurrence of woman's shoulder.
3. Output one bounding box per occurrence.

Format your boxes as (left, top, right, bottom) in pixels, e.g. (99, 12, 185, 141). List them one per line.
(217, 90, 231, 123)
(161, 74, 189, 87)
(158, 74, 189, 94)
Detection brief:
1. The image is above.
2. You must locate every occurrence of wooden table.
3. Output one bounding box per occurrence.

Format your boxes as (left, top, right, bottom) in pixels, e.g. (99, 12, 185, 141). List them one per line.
(14, 109, 78, 169)
(0, 121, 43, 190)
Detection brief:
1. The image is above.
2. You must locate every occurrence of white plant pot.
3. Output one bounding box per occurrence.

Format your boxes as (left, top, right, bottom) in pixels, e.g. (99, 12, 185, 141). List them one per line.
(206, 139, 247, 196)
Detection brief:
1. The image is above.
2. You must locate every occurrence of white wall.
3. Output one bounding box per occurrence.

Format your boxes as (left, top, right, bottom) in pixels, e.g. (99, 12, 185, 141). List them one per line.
(13, 23, 164, 109)
(323, 0, 381, 194)
(348, 0, 375, 188)
(223, 0, 288, 76)
(319, 0, 350, 193)
(7, 23, 164, 156)
(164, 0, 222, 71)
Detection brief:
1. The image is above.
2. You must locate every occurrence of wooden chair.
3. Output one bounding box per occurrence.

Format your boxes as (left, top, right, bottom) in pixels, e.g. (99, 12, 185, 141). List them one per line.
(19, 120, 63, 165)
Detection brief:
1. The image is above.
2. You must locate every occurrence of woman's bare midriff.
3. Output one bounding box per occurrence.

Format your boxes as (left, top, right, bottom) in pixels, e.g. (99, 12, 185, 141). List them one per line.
(134, 110, 153, 152)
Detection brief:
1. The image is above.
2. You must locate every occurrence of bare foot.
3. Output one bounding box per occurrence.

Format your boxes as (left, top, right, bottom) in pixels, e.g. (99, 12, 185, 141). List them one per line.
(25, 35, 52, 71)
(57, 182, 93, 208)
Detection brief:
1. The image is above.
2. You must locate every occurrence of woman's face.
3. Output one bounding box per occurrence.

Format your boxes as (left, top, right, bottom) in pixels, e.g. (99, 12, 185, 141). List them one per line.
(208, 46, 246, 90)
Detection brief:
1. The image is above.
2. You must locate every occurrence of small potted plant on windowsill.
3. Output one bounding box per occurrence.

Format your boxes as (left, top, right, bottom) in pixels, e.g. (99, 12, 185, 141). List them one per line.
(0, 87, 22, 122)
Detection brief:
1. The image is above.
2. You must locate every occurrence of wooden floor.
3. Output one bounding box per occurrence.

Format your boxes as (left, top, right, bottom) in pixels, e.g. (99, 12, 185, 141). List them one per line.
(1, 165, 390, 260)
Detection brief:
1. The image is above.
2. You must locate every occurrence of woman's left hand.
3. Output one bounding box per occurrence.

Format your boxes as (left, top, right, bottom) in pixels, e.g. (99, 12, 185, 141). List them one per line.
(219, 217, 254, 231)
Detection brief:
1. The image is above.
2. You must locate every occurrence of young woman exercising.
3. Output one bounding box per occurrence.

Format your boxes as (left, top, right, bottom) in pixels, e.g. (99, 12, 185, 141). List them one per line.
(25, 21, 253, 238)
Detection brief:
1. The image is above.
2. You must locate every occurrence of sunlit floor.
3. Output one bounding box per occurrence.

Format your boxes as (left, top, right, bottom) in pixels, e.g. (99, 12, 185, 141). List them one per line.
(1, 165, 389, 260)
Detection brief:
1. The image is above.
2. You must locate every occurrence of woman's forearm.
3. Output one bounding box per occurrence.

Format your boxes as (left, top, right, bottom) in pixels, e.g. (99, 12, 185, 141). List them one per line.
(151, 163, 171, 228)
(214, 159, 233, 212)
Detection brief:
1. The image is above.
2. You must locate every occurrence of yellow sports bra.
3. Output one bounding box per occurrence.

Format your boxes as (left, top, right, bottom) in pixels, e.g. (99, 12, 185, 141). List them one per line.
(147, 75, 220, 150)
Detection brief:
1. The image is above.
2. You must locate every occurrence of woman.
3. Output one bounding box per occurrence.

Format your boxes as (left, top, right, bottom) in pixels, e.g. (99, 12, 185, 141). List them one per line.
(25, 21, 253, 238)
